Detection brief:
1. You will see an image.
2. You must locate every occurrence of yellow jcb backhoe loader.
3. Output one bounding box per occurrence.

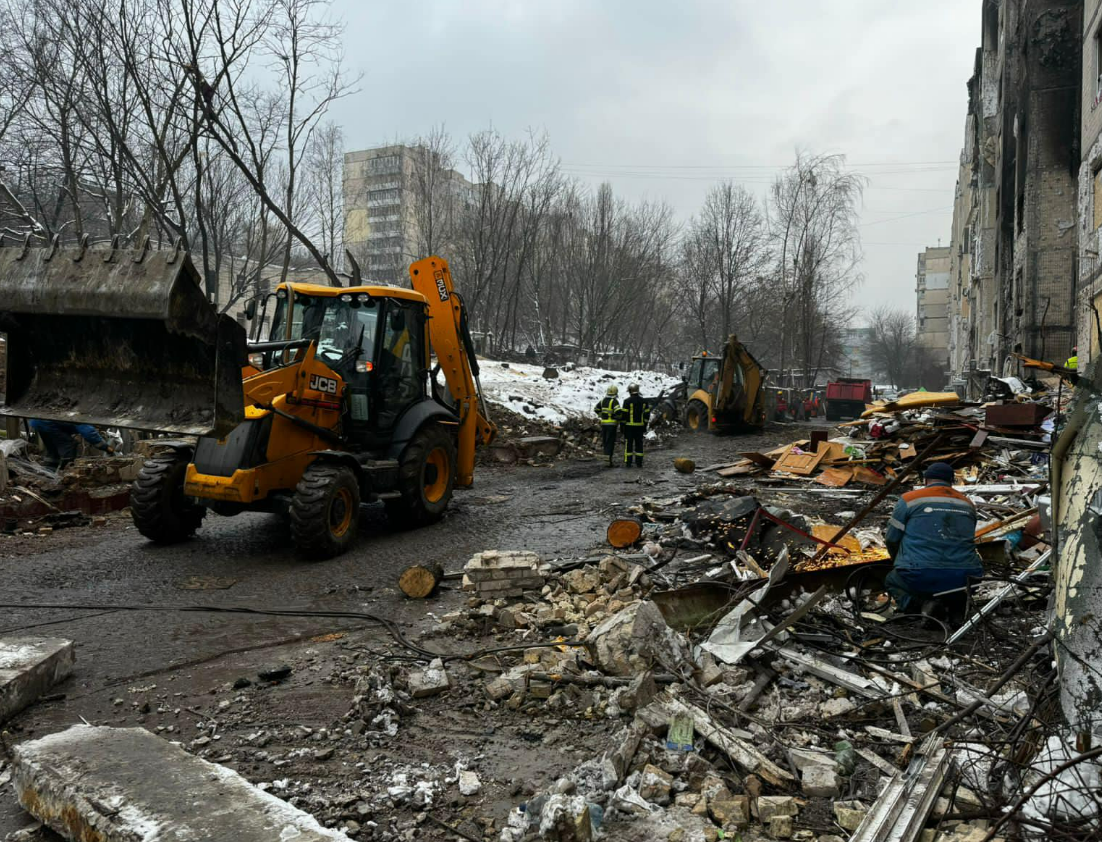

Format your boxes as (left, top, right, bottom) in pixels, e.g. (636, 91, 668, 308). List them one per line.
(0, 239, 494, 558)
(680, 335, 767, 433)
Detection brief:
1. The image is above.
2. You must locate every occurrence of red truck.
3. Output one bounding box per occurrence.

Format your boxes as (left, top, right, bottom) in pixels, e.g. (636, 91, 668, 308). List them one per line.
(824, 378, 872, 421)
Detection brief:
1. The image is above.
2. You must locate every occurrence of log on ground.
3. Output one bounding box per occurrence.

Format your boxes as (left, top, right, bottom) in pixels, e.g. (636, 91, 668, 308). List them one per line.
(607, 518, 643, 548)
(398, 563, 445, 598)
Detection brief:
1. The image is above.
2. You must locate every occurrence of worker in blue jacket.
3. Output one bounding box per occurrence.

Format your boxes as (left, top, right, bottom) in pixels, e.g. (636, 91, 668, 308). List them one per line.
(884, 462, 983, 613)
(28, 419, 114, 469)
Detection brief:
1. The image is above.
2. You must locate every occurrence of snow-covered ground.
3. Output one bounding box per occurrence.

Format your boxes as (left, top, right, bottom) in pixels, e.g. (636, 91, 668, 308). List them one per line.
(476, 359, 680, 425)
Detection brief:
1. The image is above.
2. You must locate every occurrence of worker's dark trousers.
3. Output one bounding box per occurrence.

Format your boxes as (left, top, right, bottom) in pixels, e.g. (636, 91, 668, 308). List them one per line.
(38, 431, 79, 469)
(885, 567, 980, 614)
(601, 425, 618, 466)
(623, 426, 645, 467)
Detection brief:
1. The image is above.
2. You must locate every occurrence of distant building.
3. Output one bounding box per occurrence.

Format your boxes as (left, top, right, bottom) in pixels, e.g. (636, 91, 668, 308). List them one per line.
(343, 144, 475, 285)
(840, 327, 876, 380)
(916, 246, 951, 374)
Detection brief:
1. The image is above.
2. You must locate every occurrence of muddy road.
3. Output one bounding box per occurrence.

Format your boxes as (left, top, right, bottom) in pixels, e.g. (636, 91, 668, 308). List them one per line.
(0, 427, 810, 837)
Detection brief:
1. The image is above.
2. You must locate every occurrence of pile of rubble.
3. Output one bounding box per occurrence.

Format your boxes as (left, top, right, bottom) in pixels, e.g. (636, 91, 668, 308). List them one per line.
(717, 389, 1050, 496)
(418, 521, 1054, 842)
(481, 403, 681, 467)
(0, 440, 142, 535)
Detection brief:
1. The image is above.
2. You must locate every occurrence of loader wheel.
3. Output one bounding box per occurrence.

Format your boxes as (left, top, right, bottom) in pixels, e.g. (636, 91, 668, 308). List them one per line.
(684, 400, 709, 432)
(289, 463, 361, 559)
(387, 424, 457, 529)
(130, 453, 205, 544)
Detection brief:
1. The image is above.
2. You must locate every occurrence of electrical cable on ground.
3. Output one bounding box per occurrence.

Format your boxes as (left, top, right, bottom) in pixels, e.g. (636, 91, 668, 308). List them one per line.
(0, 601, 588, 665)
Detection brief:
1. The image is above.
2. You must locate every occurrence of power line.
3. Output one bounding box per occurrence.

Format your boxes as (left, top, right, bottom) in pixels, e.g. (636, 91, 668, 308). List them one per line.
(858, 206, 954, 227)
(562, 160, 959, 169)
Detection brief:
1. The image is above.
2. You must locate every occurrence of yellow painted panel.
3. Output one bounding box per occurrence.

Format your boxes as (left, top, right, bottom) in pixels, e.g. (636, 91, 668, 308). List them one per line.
(861, 391, 961, 418)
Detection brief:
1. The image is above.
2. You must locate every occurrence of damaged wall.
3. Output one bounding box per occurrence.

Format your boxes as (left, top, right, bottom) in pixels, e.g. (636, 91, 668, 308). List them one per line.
(1053, 358, 1102, 728)
(1078, 0, 1102, 361)
(949, 0, 1083, 386)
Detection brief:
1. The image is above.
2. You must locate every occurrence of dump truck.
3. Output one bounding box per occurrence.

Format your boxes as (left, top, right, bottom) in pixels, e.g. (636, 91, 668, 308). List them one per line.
(0, 240, 494, 558)
(823, 377, 872, 421)
(679, 335, 767, 433)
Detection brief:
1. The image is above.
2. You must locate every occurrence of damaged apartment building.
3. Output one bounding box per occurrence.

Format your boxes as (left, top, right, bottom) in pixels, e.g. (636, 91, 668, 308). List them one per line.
(946, 0, 1082, 391)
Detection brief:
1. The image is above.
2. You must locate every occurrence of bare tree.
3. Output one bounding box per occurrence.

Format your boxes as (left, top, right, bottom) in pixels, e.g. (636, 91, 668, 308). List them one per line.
(681, 182, 769, 351)
(302, 120, 343, 271)
(408, 124, 460, 259)
(867, 306, 916, 388)
(176, 0, 358, 286)
(770, 152, 864, 385)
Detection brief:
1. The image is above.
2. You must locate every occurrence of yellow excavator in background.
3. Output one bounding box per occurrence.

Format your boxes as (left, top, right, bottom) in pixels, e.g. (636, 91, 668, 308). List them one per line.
(0, 241, 494, 558)
(680, 335, 767, 433)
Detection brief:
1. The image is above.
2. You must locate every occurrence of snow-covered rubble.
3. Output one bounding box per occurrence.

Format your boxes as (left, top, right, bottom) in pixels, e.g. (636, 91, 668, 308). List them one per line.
(477, 360, 680, 425)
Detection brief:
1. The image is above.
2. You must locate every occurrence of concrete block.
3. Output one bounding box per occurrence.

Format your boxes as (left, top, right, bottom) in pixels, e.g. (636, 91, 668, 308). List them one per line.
(800, 764, 841, 798)
(11, 725, 352, 841)
(0, 637, 74, 724)
(757, 795, 798, 822)
(407, 659, 450, 698)
(833, 800, 867, 832)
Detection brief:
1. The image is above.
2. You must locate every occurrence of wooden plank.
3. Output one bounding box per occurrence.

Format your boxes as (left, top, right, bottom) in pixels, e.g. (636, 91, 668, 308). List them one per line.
(816, 441, 849, 462)
(815, 467, 853, 488)
(772, 448, 826, 476)
(891, 698, 911, 738)
(738, 452, 778, 469)
(718, 463, 763, 477)
(852, 466, 888, 486)
(857, 747, 899, 776)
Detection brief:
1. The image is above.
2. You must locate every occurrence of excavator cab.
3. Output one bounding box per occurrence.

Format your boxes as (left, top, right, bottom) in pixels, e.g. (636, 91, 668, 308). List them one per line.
(259, 288, 426, 442)
(0, 245, 494, 559)
(682, 336, 766, 434)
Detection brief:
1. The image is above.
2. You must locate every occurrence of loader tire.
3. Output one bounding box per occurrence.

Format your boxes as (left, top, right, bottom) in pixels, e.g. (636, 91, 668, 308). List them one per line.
(684, 400, 709, 432)
(289, 463, 361, 560)
(130, 453, 205, 544)
(386, 424, 456, 529)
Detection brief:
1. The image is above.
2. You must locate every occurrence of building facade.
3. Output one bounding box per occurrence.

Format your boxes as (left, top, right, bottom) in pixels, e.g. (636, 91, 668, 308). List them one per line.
(916, 246, 952, 373)
(343, 144, 475, 285)
(947, 0, 1083, 386)
(840, 327, 876, 380)
(1079, 0, 1102, 362)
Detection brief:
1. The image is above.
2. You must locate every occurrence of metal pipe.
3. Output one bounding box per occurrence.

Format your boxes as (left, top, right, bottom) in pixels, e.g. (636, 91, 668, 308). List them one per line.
(945, 549, 1051, 645)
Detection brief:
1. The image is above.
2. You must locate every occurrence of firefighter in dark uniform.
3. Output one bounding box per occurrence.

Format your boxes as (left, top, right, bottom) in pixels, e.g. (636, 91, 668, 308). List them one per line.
(594, 385, 621, 467)
(619, 383, 651, 468)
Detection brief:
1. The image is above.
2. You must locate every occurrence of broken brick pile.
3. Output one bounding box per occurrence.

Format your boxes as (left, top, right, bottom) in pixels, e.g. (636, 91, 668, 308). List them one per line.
(462, 551, 551, 599)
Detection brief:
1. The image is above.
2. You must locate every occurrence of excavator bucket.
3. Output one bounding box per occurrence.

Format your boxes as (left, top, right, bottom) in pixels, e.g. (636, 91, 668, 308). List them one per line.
(0, 241, 245, 436)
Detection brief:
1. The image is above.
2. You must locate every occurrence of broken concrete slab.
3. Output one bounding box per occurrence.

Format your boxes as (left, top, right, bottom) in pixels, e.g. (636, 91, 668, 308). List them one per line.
(0, 637, 74, 724)
(407, 658, 450, 698)
(800, 763, 842, 798)
(638, 763, 673, 805)
(457, 770, 481, 797)
(586, 600, 688, 677)
(11, 725, 352, 841)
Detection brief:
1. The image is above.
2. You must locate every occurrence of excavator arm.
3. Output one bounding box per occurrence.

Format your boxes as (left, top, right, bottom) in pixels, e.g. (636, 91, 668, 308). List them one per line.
(408, 256, 496, 486)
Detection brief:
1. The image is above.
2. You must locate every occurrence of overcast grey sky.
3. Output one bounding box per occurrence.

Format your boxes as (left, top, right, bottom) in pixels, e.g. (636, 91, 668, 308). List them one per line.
(328, 0, 978, 324)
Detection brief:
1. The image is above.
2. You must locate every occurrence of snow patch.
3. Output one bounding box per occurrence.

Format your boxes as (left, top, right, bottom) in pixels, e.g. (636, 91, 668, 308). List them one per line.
(477, 360, 679, 425)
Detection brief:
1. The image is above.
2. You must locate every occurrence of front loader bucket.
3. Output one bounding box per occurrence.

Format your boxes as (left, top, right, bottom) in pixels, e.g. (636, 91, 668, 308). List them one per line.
(0, 241, 245, 436)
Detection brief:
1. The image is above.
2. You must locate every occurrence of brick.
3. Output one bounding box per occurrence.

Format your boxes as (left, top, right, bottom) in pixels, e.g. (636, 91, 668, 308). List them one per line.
(0, 637, 74, 724)
(11, 725, 351, 841)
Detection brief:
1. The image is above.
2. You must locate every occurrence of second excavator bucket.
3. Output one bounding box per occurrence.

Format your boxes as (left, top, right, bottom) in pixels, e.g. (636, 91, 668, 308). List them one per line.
(0, 241, 245, 436)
